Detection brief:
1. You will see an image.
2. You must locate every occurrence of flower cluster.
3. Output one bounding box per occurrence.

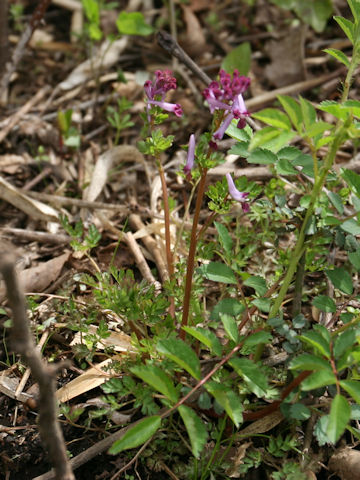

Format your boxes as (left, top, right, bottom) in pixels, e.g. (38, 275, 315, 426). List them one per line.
(144, 70, 183, 118)
(203, 69, 250, 140)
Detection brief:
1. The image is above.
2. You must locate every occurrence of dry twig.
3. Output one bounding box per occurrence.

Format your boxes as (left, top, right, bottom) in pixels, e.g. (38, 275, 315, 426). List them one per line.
(0, 0, 52, 98)
(0, 249, 75, 480)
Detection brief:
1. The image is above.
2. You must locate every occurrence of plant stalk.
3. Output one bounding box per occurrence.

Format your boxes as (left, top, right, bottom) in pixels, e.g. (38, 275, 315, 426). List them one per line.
(158, 162, 176, 319)
(180, 169, 208, 340)
(158, 163, 174, 279)
(254, 53, 360, 361)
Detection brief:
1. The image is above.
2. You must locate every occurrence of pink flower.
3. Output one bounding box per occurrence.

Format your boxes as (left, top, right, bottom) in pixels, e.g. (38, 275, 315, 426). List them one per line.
(144, 70, 182, 118)
(203, 69, 250, 140)
(226, 173, 249, 211)
(144, 70, 177, 101)
(184, 134, 196, 174)
(147, 100, 183, 117)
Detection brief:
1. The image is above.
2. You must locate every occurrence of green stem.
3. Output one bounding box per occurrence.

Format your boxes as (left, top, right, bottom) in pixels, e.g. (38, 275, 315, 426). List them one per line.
(201, 415, 227, 480)
(180, 169, 208, 340)
(292, 250, 306, 318)
(253, 53, 360, 360)
(269, 135, 342, 320)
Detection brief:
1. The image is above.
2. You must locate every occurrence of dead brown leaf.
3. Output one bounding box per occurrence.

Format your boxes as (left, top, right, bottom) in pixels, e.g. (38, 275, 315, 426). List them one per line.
(180, 5, 207, 58)
(0, 252, 70, 301)
(71, 325, 134, 353)
(265, 25, 306, 88)
(238, 410, 284, 436)
(0, 154, 32, 174)
(56, 357, 120, 403)
(329, 447, 360, 480)
(226, 442, 252, 478)
(0, 174, 59, 222)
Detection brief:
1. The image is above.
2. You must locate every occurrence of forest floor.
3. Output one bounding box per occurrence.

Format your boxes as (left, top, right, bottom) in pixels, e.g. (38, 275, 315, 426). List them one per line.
(0, 0, 359, 479)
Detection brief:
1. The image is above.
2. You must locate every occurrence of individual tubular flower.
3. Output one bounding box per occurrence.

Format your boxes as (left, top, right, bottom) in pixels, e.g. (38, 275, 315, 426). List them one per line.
(184, 134, 196, 175)
(225, 173, 250, 212)
(144, 70, 183, 118)
(146, 100, 183, 117)
(203, 69, 250, 140)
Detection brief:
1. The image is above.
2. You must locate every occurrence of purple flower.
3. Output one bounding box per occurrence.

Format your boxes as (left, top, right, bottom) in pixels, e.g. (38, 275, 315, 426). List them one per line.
(144, 70, 182, 118)
(226, 173, 249, 212)
(213, 113, 234, 140)
(147, 100, 183, 117)
(144, 70, 177, 101)
(203, 69, 250, 140)
(184, 134, 196, 175)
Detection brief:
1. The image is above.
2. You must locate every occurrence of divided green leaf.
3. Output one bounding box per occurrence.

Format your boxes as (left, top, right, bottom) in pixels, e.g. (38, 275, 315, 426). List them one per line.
(312, 295, 336, 313)
(348, 0, 360, 22)
(323, 48, 350, 67)
(340, 380, 360, 404)
(290, 353, 333, 371)
(229, 357, 269, 397)
(178, 405, 208, 458)
(325, 267, 353, 295)
(116, 11, 154, 36)
(220, 313, 240, 343)
(210, 298, 245, 321)
(109, 416, 161, 454)
(247, 148, 278, 165)
(334, 329, 356, 359)
(221, 42, 251, 75)
(277, 95, 302, 133)
(182, 326, 222, 356)
(334, 16, 355, 43)
(341, 219, 360, 235)
(157, 338, 201, 380)
(198, 262, 237, 284)
(249, 126, 294, 152)
(341, 169, 360, 196)
(214, 222, 233, 256)
(243, 276, 267, 296)
(205, 381, 243, 427)
(252, 108, 292, 130)
(299, 96, 317, 130)
(327, 394, 350, 444)
(301, 370, 337, 391)
(243, 331, 273, 348)
(348, 249, 360, 270)
(130, 365, 178, 403)
(298, 330, 331, 358)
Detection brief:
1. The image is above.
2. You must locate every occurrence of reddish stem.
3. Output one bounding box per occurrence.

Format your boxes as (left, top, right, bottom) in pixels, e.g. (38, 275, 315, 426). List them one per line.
(164, 342, 242, 418)
(180, 169, 208, 339)
(243, 370, 312, 421)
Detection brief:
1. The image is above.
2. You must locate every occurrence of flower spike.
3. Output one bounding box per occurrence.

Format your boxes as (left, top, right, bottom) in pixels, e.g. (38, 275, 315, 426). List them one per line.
(203, 69, 250, 140)
(144, 70, 183, 119)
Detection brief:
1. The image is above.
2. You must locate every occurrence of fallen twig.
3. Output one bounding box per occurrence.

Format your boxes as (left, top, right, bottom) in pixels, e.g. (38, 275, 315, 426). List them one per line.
(0, 86, 50, 143)
(0, 249, 75, 480)
(0, 0, 52, 98)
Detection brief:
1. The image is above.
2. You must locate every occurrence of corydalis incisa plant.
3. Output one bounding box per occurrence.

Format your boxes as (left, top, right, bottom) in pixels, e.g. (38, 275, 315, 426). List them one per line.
(180, 70, 251, 339)
(141, 69, 184, 317)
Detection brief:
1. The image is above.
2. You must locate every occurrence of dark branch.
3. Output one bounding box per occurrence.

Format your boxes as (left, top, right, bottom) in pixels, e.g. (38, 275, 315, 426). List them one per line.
(0, 250, 75, 480)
